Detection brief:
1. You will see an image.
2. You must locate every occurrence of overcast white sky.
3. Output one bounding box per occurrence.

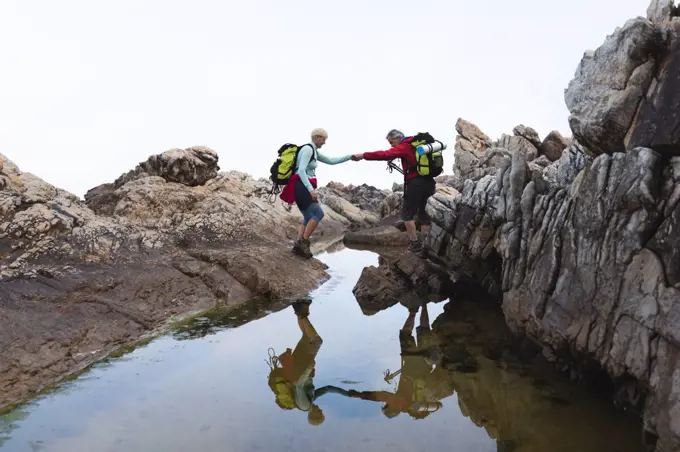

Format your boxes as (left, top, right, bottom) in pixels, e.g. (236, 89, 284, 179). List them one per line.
(1, 0, 650, 198)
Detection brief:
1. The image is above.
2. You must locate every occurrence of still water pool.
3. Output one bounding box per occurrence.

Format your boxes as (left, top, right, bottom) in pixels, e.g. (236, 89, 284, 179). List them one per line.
(0, 247, 645, 452)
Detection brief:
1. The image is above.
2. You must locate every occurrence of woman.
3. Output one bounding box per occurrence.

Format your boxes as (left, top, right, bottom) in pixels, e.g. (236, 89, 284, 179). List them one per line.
(280, 128, 352, 258)
(266, 299, 328, 425)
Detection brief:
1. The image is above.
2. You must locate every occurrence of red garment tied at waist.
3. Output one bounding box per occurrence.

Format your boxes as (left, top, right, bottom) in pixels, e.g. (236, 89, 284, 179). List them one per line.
(280, 174, 318, 205)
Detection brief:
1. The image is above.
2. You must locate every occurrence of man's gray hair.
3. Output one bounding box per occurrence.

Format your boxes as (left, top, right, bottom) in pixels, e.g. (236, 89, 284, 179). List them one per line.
(385, 129, 404, 139)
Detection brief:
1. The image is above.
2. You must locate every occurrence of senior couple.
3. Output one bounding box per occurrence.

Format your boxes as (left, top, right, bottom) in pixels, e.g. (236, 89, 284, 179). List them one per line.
(279, 127, 436, 259)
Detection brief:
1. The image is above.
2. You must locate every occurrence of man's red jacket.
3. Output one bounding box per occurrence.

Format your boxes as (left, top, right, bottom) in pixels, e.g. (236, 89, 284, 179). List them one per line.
(362, 137, 420, 182)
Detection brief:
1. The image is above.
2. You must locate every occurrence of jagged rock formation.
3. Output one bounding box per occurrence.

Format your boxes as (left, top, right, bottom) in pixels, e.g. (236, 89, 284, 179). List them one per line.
(416, 3, 680, 450)
(319, 182, 390, 214)
(83, 148, 367, 239)
(0, 147, 374, 411)
(116, 145, 220, 187)
(315, 181, 408, 229)
(564, 18, 660, 154)
(380, 182, 405, 219)
(320, 181, 405, 240)
(429, 131, 678, 451)
(453, 117, 573, 190)
(566, 2, 680, 158)
(316, 182, 391, 229)
(513, 124, 543, 150)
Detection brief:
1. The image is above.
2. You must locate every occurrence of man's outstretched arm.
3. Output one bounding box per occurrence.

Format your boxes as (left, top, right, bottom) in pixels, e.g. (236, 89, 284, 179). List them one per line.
(354, 143, 410, 162)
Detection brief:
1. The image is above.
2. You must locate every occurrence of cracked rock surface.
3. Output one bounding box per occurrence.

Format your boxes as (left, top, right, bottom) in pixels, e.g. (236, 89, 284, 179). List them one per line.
(426, 125, 680, 450)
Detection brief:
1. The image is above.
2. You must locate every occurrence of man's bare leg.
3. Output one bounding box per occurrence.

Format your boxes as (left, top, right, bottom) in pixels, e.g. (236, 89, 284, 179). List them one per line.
(419, 303, 429, 328)
(405, 220, 424, 253)
(405, 220, 418, 240)
(402, 309, 417, 333)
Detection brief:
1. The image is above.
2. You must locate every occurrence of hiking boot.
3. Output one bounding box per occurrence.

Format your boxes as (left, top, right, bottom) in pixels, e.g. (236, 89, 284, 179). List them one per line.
(299, 238, 313, 258)
(292, 240, 304, 256)
(408, 239, 423, 254)
(419, 242, 429, 258)
(292, 299, 312, 318)
(292, 239, 313, 259)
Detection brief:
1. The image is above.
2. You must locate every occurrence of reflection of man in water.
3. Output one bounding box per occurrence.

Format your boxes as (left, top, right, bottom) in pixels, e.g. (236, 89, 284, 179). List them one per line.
(266, 299, 341, 425)
(346, 302, 444, 419)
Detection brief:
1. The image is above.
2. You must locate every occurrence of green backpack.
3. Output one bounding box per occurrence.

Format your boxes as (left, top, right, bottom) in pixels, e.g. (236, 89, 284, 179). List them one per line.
(269, 143, 315, 186)
(410, 132, 444, 177)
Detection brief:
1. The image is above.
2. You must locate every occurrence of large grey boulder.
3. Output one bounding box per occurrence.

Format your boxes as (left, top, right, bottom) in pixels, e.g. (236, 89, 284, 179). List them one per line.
(564, 18, 661, 155)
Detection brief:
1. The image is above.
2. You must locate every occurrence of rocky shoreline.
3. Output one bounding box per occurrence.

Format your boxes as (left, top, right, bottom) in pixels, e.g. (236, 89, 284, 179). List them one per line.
(349, 2, 680, 450)
(0, 148, 394, 412)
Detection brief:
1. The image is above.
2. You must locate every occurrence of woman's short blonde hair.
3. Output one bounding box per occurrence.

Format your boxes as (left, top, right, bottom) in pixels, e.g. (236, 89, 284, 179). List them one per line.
(311, 128, 328, 139)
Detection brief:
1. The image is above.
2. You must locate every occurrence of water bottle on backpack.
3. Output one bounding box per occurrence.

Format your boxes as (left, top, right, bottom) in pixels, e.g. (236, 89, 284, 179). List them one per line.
(416, 141, 447, 156)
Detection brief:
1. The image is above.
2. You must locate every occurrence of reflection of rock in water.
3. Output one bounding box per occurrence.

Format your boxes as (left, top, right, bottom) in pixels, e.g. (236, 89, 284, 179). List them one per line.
(316, 237, 347, 255)
(352, 262, 411, 315)
(352, 250, 454, 316)
(433, 293, 645, 452)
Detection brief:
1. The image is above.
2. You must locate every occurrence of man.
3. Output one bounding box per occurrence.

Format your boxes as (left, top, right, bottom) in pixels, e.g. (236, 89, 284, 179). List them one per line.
(319, 301, 446, 419)
(353, 129, 436, 253)
(280, 128, 353, 258)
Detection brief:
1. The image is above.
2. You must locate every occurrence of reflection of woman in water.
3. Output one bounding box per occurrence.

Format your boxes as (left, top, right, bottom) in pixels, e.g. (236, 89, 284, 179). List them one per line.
(265, 299, 343, 426)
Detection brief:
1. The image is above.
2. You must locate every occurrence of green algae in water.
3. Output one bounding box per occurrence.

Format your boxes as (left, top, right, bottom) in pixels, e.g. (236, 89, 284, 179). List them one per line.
(108, 337, 155, 360)
(170, 296, 293, 341)
(0, 407, 29, 447)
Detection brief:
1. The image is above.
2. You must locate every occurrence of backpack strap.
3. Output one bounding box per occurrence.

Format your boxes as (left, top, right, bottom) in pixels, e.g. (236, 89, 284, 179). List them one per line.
(298, 143, 317, 161)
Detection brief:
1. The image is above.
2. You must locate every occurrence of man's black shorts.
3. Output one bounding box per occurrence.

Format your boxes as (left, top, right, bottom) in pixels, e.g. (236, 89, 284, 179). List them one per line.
(402, 176, 436, 224)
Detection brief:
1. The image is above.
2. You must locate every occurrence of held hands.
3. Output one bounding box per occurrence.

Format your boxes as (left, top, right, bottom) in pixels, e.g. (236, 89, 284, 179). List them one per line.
(351, 153, 364, 161)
